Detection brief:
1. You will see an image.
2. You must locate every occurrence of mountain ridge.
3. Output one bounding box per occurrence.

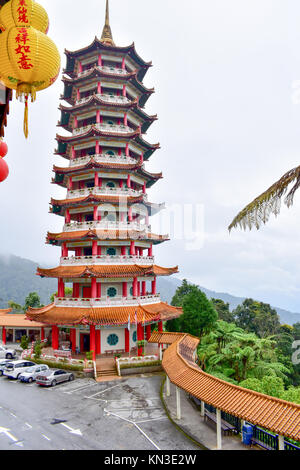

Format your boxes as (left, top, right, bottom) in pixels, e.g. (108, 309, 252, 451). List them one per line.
(0, 254, 299, 326)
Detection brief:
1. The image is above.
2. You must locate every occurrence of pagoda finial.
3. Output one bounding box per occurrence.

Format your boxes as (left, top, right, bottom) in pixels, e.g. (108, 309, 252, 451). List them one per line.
(100, 0, 115, 47)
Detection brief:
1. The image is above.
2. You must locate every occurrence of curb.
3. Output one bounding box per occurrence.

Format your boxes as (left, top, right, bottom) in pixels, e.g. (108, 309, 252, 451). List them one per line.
(159, 376, 208, 450)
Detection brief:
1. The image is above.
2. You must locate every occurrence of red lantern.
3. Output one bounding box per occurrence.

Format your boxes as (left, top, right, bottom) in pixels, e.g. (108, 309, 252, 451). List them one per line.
(0, 158, 9, 182)
(0, 140, 8, 158)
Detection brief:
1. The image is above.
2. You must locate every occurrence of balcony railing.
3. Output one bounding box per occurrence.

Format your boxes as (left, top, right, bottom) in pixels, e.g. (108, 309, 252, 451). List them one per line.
(72, 122, 132, 136)
(67, 186, 144, 200)
(60, 255, 154, 266)
(63, 220, 151, 233)
(69, 154, 137, 167)
(75, 93, 130, 106)
(54, 294, 161, 308)
(77, 65, 128, 78)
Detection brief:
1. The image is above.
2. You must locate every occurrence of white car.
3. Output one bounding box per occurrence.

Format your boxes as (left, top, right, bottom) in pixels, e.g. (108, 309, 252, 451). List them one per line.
(3, 360, 36, 379)
(0, 345, 16, 360)
(19, 364, 49, 383)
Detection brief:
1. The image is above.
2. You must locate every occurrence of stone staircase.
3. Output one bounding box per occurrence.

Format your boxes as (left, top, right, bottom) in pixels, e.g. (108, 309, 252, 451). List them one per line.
(95, 358, 119, 382)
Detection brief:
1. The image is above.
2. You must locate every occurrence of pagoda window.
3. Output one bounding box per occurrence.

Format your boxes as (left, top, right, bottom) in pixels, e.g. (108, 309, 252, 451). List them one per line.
(132, 331, 137, 343)
(85, 214, 94, 222)
(87, 147, 95, 156)
(107, 287, 117, 298)
(106, 150, 115, 156)
(107, 333, 119, 346)
(106, 247, 116, 256)
(106, 181, 115, 188)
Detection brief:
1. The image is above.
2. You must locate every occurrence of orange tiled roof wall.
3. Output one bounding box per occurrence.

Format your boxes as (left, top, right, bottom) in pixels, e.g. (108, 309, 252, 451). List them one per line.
(149, 332, 300, 441)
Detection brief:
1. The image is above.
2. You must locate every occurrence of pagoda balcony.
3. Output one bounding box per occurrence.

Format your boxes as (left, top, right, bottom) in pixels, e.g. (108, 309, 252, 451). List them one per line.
(75, 93, 130, 106)
(77, 65, 128, 79)
(59, 255, 155, 266)
(67, 186, 145, 200)
(69, 154, 137, 167)
(54, 293, 161, 308)
(72, 122, 132, 136)
(63, 220, 151, 233)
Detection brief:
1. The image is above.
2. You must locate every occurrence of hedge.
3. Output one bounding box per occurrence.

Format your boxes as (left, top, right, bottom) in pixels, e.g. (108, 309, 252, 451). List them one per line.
(120, 360, 162, 370)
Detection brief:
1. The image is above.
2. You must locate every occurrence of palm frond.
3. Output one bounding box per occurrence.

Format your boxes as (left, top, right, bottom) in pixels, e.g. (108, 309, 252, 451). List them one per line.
(228, 165, 300, 231)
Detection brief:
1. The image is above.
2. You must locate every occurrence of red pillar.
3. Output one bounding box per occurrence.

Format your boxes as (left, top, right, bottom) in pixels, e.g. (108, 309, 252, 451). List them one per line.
(130, 241, 135, 255)
(92, 240, 98, 256)
(71, 329, 76, 353)
(96, 282, 102, 298)
(148, 245, 153, 257)
(142, 281, 146, 296)
(96, 330, 101, 355)
(91, 278, 97, 298)
(90, 325, 96, 361)
(52, 326, 59, 350)
(127, 174, 131, 188)
(146, 324, 152, 341)
(137, 323, 143, 356)
(152, 277, 157, 295)
(158, 321, 163, 332)
(133, 277, 138, 297)
(2, 327, 6, 345)
(58, 278, 65, 297)
(41, 328, 45, 342)
(65, 209, 71, 224)
(122, 282, 128, 298)
(125, 328, 130, 353)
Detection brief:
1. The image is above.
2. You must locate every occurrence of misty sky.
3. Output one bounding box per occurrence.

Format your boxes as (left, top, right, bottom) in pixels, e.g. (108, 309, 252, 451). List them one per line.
(2, 0, 300, 312)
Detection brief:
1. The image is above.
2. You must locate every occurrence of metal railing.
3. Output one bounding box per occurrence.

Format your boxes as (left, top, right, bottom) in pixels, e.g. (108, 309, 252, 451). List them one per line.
(60, 255, 154, 266)
(54, 294, 161, 308)
(63, 220, 151, 233)
(69, 154, 137, 167)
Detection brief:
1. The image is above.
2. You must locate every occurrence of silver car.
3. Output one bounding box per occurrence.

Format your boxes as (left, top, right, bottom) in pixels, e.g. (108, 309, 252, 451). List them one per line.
(19, 364, 49, 383)
(36, 369, 75, 387)
(0, 345, 16, 360)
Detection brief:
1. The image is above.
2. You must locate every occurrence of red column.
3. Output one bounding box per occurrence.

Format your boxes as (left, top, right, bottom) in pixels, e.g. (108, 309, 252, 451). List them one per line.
(140, 152, 144, 163)
(123, 85, 126, 97)
(96, 110, 101, 124)
(65, 209, 71, 224)
(95, 172, 99, 187)
(125, 143, 129, 156)
(68, 177, 73, 191)
(90, 325, 96, 361)
(148, 245, 153, 257)
(137, 323, 142, 356)
(152, 277, 157, 295)
(71, 146, 76, 159)
(96, 330, 101, 355)
(127, 174, 131, 188)
(97, 81, 102, 94)
(121, 246, 126, 256)
(122, 282, 128, 298)
(128, 207, 133, 222)
(73, 283, 80, 298)
(125, 328, 130, 353)
(98, 55, 102, 66)
(133, 277, 138, 297)
(158, 321, 163, 332)
(146, 324, 151, 341)
(142, 182, 146, 194)
(97, 246, 102, 256)
(124, 113, 128, 126)
(71, 329, 76, 353)
(58, 278, 65, 297)
(142, 281, 146, 296)
(77, 89, 80, 101)
(122, 57, 125, 69)
(2, 327, 6, 345)
(97, 282, 102, 298)
(91, 278, 97, 298)
(119, 180, 124, 189)
(92, 240, 98, 256)
(79, 62, 83, 73)
(41, 328, 45, 342)
(130, 241, 135, 255)
(52, 326, 59, 350)
(93, 206, 98, 221)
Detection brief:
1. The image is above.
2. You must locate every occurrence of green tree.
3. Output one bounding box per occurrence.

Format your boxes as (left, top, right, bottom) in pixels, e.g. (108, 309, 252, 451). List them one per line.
(211, 298, 235, 323)
(166, 279, 198, 332)
(50, 287, 73, 303)
(233, 298, 280, 338)
(7, 300, 23, 313)
(24, 292, 42, 312)
(180, 286, 218, 339)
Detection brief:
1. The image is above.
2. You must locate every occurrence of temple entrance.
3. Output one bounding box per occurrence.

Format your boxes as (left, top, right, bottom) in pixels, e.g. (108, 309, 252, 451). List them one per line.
(80, 333, 90, 352)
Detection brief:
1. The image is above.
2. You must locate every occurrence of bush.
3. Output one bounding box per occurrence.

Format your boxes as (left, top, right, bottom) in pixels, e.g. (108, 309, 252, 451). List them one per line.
(34, 341, 42, 360)
(20, 335, 29, 350)
(24, 356, 84, 372)
(120, 360, 162, 370)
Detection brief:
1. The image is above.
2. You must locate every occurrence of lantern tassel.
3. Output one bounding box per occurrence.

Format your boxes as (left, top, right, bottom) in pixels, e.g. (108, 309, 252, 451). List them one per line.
(24, 95, 29, 139)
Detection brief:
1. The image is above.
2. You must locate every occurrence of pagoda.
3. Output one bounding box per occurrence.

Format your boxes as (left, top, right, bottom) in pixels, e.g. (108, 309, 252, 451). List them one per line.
(26, 0, 182, 359)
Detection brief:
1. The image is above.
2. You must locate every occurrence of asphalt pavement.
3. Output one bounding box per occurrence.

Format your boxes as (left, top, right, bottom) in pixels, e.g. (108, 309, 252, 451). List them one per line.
(0, 373, 201, 451)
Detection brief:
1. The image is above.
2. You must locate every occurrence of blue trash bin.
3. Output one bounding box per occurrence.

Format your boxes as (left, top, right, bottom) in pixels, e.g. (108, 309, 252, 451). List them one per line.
(242, 424, 253, 445)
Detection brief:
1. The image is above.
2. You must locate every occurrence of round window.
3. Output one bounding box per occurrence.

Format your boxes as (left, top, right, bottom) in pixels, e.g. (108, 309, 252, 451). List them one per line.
(107, 287, 117, 298)
(132, 331, 137, 342)
(106, 181, 115, 188)
(107, 334, 119, 346)
(107, 247, 116, 256)
(106, 150, 115, 156)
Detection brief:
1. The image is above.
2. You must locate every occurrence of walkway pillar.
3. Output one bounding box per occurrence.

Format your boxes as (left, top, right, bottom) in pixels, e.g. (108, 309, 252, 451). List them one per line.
(278, 435, 285, 450)
(125, 328, 130, 353)
(166, 375, 170, 397)
(200, 401, 205, 417)
(41, 328, 45, 342)
(158, 321, 163, 332)
(176, 386, 181, 420)
(216, 408, 222, 450)
(2, 327, 6, 345)
(137, 323, 143, 356)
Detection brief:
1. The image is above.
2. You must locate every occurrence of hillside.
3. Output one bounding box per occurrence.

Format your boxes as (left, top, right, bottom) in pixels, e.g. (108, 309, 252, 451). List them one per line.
(1, 254, 300, 325)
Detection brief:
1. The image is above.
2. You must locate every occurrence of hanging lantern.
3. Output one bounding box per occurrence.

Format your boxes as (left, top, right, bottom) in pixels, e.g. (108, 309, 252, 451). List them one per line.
(0, 140, 8, 159)
(0, 159, 9, 182)
(0, 0, 60, 138)
(0, 0, 49, 34)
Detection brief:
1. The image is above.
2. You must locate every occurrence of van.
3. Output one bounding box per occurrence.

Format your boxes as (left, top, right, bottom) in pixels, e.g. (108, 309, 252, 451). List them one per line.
(3, 360, 36, 379)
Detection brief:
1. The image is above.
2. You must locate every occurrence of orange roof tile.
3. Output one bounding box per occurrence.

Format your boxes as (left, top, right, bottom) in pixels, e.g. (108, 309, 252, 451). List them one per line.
(47, 229, 169, 244)
(149, 331, 300, 442)
(0, 313, 44, 328)
(26, 302, 182, 326)
(0, 309, 12, 315)
(37, 264, 178, 279)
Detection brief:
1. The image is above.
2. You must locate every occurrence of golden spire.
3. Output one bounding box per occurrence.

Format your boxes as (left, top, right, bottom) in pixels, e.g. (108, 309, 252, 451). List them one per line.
(100, 0, 115, 46)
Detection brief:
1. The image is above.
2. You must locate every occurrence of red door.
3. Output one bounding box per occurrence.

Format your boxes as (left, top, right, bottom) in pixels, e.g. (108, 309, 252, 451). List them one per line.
(83, 287, 91, 298)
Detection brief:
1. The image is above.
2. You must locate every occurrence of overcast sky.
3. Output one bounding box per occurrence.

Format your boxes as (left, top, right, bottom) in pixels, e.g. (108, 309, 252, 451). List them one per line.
(2, 0, 300, 312)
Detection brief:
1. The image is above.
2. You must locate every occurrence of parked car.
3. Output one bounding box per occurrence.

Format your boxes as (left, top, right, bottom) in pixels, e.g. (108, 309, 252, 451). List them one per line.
(0, 345, 16, 360)
(3, 360, 36, 379)
(19, 364, 49, 383)
(36, 369, 74, 387)
(0, 359, 12, 376)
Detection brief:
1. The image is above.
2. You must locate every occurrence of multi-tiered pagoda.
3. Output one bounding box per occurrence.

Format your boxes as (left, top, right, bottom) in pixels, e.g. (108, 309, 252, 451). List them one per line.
(26, 1, 182, 359)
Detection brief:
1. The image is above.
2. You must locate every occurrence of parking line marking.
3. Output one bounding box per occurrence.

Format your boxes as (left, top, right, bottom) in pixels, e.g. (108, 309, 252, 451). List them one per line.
(25, 423, 32, 429)
(86, 383, 122, 398)
(42, 434, 51, 441)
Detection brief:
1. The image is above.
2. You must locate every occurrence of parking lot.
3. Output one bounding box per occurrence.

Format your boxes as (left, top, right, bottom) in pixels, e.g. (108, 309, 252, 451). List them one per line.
(0, 364, 201, 450)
